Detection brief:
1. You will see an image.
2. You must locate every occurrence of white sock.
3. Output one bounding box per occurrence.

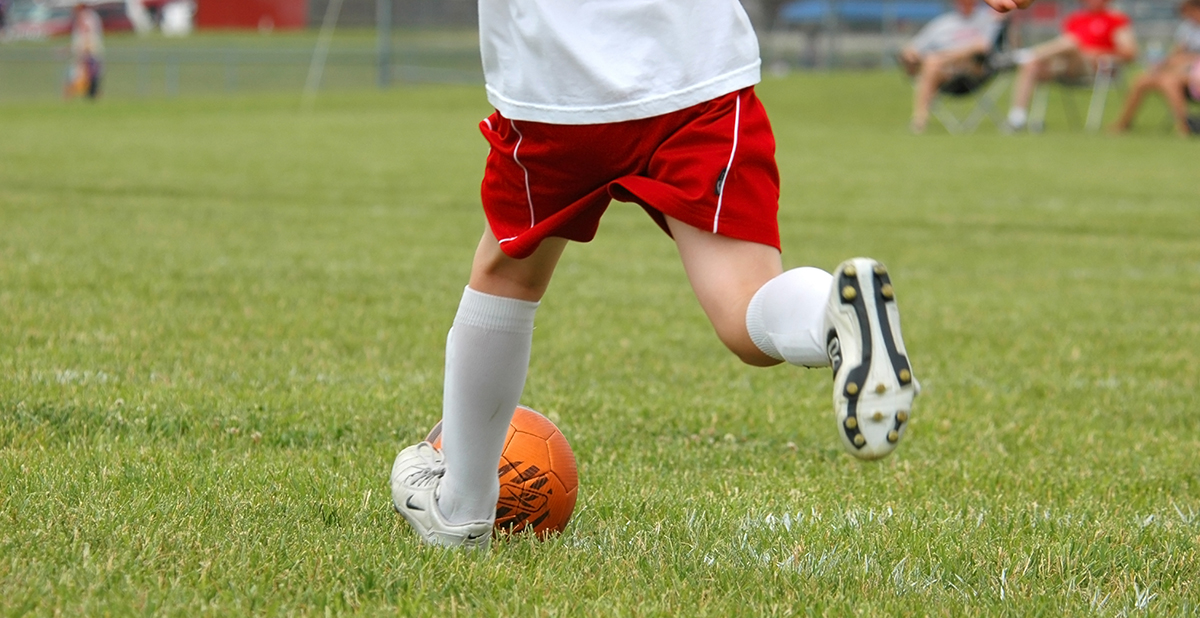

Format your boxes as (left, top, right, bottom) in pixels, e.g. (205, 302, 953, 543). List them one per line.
(745, 267, 833, 367)
(437, 286, 539, 524)
(1007, 107, 1028, 129)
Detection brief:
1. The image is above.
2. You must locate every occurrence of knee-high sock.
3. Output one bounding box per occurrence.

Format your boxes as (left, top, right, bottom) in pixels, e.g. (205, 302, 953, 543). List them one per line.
(437, 286, 539, 524)
(745, 267, 833, 367)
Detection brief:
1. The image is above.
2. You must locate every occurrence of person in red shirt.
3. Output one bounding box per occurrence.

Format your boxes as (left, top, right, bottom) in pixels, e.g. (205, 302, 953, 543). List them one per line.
(1005, 0, 1138, 130)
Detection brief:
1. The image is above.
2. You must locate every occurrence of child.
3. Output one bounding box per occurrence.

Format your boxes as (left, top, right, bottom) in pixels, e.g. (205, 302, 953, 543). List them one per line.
(1112, 0, 1200, 136)
(389, 0, 1023, 549)
(64, 3, 104, 100)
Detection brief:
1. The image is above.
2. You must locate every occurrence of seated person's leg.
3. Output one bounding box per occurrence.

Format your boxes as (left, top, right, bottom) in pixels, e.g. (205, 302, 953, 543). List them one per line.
(911, 48, 988, 133)
(1008, 37, 1082, 129)
(1113, 72, 1165, 131)
(1159, 71, 1195, 135)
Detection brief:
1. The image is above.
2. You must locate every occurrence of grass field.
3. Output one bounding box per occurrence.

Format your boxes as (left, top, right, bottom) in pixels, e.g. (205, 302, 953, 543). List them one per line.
(2, 73, 1199, 616)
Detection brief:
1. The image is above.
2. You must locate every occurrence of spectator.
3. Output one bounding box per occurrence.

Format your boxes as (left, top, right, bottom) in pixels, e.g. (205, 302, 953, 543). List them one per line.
(1005, 0, 1137, 131)
(900, 0, 1005, 133)
(64, 3, 104, 100)
(1112, 0, 1200, 136)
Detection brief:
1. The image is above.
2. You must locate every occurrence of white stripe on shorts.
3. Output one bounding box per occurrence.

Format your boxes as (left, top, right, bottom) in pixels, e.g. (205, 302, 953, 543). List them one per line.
(510, 119, 536, 230)
(712, 94, 742, 235)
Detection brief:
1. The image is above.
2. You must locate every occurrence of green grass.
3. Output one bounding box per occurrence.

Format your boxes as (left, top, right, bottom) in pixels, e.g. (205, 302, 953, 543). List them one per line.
(2, 73, 1199, 616)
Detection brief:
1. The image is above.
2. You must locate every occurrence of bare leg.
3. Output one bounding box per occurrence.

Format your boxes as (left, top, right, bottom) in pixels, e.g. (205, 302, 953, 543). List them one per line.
(1159, 74, 1193, 136)
(1011, 37, 1080, 114)
(666, 215, 783, 367)
(1113, 73, 1159, 131)
(911, 48, 987, 132)
(912, 56, 946, 132)
(469, 226, 569, 301)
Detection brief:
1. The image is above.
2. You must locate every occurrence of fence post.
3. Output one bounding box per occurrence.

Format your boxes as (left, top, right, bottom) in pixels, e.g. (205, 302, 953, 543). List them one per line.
(225, 49, 238, 93)
(377, 0, 392, 88)
(137, 47, 149, 97)
(166, 54, 179, 97)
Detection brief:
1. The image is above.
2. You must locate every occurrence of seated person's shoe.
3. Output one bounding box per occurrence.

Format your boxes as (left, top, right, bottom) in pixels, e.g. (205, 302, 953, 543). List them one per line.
(390, 442, 493, 549)
(824, 258, 919, 460)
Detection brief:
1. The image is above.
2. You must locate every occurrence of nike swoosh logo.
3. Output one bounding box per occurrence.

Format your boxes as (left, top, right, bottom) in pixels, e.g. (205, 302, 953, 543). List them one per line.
(405, 496, 424, 511)
(467, 532, 486, 540)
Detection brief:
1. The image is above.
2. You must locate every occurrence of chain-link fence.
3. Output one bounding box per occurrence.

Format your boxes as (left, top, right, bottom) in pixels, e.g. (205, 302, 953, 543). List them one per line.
(0, 29, 481, 102)
(0, 0, 1185, 101)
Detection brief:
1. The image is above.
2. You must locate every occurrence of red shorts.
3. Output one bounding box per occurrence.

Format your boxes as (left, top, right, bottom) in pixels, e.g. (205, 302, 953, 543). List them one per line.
(478, 87, 781, 259)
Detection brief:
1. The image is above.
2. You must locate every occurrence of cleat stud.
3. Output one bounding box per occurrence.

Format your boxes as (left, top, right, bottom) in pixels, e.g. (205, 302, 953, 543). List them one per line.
(887, 430, 899, 443)
(846, 383, 859, 396)
(881, 284, 894, 299)
(872, 411, 885, 422)
(853, 434, 866, 446)
(874, 264, 887, 276)
(875, 383, 886, 394)
(845, 417, 858, 429)
(842, 286, 857, 301)
(844, 265, 857, 277)
(897, 411, 909, 423)
(899, 369, 911, 383)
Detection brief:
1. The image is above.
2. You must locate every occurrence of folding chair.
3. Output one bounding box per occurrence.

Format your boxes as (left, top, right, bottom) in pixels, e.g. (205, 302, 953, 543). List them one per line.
(1029, 57, 1125, 132)
(930, 70, 1013, 133)
(927, 20, 1014, 134)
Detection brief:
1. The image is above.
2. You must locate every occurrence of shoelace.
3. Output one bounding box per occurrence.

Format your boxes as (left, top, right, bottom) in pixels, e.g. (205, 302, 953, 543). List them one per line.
(405, 465, 445, 488)
(404, 442, 446, 488)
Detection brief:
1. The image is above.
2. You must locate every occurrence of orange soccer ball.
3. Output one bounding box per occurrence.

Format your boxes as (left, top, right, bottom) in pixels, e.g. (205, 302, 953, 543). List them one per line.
(426, 406, 579, 538)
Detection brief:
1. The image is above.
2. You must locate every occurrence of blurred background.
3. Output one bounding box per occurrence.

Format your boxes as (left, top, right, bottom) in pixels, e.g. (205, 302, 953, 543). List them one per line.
(0, 0, 1185, 101)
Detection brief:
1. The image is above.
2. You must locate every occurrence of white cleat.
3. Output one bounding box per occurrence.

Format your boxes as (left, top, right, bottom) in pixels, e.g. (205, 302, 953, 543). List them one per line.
(824, 258, 918, 460)
(390, 442, 493, 549)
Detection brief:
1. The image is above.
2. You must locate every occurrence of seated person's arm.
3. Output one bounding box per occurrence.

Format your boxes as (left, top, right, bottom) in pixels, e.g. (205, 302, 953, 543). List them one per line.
(899, 45, 923, 74)
(1112, 26, 1138, 63)
(929, 40, 992, 64)
(982, 0, 1035, 12)
(1163, 43, 1198, 69)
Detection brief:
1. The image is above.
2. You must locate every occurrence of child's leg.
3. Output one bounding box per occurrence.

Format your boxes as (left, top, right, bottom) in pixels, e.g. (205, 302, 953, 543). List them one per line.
(665, 216, 830, 368)
(391, 227, 566, 547)
(437, 229, 567, 524)
(668, 215, 916, 460)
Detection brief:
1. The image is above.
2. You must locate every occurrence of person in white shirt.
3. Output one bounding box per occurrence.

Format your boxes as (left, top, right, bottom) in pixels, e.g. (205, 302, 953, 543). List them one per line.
(1113, 0, 1200, 135)
(388, 0, 1027, 549)
(900, 0, 1005, 133)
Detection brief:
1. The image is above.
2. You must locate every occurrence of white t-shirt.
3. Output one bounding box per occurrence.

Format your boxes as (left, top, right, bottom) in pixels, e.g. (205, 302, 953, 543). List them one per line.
(1174, 20, 1200, 53)
(478, 1, 762, 125)
(908, 7, 1001, 55)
